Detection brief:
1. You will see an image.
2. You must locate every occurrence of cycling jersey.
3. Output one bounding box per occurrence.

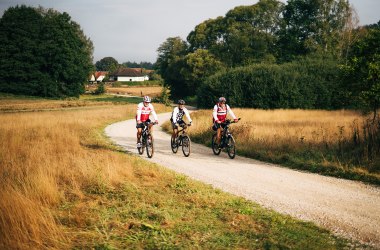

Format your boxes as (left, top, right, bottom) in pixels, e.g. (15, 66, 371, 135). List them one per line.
(136, 102, 158, 122)
(171, 107, 192, 124)
(212, 103, 236, 122)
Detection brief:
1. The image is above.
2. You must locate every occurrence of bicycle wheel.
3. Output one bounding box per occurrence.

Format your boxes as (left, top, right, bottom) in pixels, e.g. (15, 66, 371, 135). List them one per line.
(227, 136, 236, 159)
(146, 134, 154, 158)
(181, 135, 191, 157)
(211, 134, 221, 155)
(171, 136, 178, 153)
(138, 138, 144, 155)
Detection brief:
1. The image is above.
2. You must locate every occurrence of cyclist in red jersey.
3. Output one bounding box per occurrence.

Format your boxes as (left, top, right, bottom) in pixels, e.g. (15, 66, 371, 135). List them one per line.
(212, 97, 238, 146)
(136, 96, 158, 148)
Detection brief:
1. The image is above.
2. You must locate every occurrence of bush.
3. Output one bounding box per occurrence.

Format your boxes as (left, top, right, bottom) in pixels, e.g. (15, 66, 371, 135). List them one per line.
(197, 56, 344, 109)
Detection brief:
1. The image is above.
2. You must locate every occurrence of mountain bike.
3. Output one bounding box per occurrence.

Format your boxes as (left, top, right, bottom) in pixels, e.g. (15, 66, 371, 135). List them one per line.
(171, 123, 191, 157)
(137, 121, 157, 158)
(211, 118, 240, 159)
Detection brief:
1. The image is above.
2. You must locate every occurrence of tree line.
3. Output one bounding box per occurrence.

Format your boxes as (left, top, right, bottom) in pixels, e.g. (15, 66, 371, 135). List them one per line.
(155, 0, 380, 113)
(0, 5, 94, 97)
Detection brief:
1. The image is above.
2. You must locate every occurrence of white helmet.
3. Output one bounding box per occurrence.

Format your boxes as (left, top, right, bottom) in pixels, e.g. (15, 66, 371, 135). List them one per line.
(143, 96, 151, 103)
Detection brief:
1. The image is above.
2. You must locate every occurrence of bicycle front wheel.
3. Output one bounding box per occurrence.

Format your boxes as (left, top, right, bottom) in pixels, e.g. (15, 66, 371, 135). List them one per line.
(171, 136, 178, 153)
(146, 134, 154, 158)
(211, 134, 221, 155)
(181, 135, 191, 157)
(227, 136, 236, 159)
(138, 139, 144, 155)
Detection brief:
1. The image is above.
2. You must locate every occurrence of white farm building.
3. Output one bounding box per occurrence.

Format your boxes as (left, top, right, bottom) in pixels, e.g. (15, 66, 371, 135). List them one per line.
(109, 68, 149, 82)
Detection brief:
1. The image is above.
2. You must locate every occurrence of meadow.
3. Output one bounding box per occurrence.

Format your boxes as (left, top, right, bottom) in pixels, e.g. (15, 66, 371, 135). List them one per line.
(179, 109, 380, 185)
(0, 95, 355, 249)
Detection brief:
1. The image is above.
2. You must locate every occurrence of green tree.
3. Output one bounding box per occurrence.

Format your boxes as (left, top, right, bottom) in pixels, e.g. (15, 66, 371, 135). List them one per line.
(187, 0, 284, 66)
(0, 5, 94, 97)
(342, 21, 380, 118)
(95, 57, 119, 71)
(278, 0, 352, 61)
(180, 49, 225, 96)
(155, 37, 188, 98)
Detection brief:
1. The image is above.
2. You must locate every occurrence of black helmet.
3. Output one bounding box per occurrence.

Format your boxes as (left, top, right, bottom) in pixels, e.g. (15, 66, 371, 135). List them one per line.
(178, 99, 185, 105)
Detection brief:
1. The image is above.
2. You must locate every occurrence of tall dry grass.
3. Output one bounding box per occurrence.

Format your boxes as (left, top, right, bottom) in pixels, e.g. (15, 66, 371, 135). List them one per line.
(187, 109, 380, 183)
(0, 103, 170, 249)
(105, 86, 163, 97)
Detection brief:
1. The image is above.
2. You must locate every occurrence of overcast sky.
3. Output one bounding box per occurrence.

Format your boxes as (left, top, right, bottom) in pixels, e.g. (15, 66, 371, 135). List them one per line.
(1, 0, 379, 64)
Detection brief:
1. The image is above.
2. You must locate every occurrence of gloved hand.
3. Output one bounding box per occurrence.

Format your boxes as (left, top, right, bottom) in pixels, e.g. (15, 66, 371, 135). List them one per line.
(234, 118, 239, 123)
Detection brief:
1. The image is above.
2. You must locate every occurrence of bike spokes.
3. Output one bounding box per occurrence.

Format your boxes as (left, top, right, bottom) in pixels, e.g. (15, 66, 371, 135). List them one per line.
(227, 136, 236, 159)
(211, 134, 221, 155)
(171, 136, 179, 153)
(182, 135, 191, 157)
(146, 134, 154, 158)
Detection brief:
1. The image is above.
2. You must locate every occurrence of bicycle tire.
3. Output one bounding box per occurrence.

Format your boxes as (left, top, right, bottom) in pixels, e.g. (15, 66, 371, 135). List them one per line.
(227, 136, 236, 159)
(182, 135, 191, 157)
(138, 137, 144, 155)
(171, 136, 178, 153)
(211, 134, 221, 155)
(146, 134, 154, 158)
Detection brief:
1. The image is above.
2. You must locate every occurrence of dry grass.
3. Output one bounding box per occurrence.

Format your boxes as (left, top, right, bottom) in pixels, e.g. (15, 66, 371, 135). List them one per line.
(0, 103, 171, 249)
(0, 99, 354, 249)
(0, 95, 111, 112)
(187, 109, 380, 183)
(106, 86, 163, 97)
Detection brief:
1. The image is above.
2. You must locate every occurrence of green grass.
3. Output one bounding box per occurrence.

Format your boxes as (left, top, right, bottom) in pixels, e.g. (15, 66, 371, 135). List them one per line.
(62, 158, 355, 249)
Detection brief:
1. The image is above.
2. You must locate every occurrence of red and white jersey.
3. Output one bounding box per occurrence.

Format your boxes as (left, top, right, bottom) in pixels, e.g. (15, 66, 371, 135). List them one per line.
(212, 103, 236, 122)
(136, 102, 158, 122)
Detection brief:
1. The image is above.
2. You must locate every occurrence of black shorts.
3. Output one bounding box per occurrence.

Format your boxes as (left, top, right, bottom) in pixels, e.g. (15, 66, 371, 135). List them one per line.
(212, 121, 226, 131)
(136, 119, 151, 129)
(172, 120, 185, 129)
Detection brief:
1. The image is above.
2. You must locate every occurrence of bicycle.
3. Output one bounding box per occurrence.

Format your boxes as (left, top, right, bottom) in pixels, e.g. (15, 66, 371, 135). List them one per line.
(211, 118, 240, 159)
(137, 121, 157, 158)
(171, 123, 191, 157)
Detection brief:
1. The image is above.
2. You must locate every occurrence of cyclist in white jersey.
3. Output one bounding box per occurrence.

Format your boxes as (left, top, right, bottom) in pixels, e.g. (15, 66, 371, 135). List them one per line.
(136, 96, 158, 148)
(212, 97, 238, 146)
(171, 99, 192, 142)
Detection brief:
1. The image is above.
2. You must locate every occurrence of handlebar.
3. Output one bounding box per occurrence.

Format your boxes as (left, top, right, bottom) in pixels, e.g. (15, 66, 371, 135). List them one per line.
(224, 118, 241, 124)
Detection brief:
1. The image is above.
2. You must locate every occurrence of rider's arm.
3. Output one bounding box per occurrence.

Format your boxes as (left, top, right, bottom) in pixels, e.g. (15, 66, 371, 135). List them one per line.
(172, 107, 179, 123)
(136, 103, 143, 122)
(184, 108, 192, 123)
(212, 105, 219, 122)
(150, 104, 158, 122)
(226, 104, 237, 120)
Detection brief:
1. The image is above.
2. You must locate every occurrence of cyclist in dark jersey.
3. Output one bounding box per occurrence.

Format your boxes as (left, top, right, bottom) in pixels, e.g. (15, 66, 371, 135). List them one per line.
(171, 99, 192, 142)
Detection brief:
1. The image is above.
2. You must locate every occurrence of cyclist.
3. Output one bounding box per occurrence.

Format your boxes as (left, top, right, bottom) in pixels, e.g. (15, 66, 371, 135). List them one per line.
(212, 97, 238, 147)
(136, 96, 158, 148)
(171, 99, 192, 143)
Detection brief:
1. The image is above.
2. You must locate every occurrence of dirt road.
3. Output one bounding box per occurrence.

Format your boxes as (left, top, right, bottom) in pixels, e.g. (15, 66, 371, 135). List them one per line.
(105, 112, 380, 247)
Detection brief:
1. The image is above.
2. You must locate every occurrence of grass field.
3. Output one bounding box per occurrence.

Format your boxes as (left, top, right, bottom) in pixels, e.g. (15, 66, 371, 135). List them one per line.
(176, 109, 380, 185)
(0, 94, 356, 249)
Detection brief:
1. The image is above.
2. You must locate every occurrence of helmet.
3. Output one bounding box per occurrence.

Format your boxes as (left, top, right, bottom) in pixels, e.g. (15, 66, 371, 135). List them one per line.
(143, 96, 151, 103)
(178, 99, 185, 105)
(218, 97, 226, 103)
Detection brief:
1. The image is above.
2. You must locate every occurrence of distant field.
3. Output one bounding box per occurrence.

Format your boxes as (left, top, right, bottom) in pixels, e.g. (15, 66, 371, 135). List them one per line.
(85, 84, 163, 97)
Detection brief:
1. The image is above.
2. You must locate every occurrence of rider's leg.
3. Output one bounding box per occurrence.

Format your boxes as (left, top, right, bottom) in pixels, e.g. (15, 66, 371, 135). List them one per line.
(148, 123, 153, 134)
(137, 128, 142, 143)
(216, 127, 222, 145)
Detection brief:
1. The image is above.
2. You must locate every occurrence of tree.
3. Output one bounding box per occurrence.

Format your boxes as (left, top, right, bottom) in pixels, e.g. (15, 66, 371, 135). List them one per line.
(0, 5, 94, 97)
(278, 0, 352, 61)
(95, 57, 119, 72)
(187, 0, 284, 66)
(180, 49, 225, 96)
(343, 21, 380, 118)
(155, 37, 188, 98)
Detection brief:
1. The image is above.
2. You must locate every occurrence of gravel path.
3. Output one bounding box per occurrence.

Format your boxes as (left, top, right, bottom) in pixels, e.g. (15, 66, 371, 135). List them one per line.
(105, 112, 380, 247)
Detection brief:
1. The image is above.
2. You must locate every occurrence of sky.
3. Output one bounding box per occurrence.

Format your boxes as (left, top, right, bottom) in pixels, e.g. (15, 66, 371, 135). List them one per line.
(1, 0, 379, 64)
